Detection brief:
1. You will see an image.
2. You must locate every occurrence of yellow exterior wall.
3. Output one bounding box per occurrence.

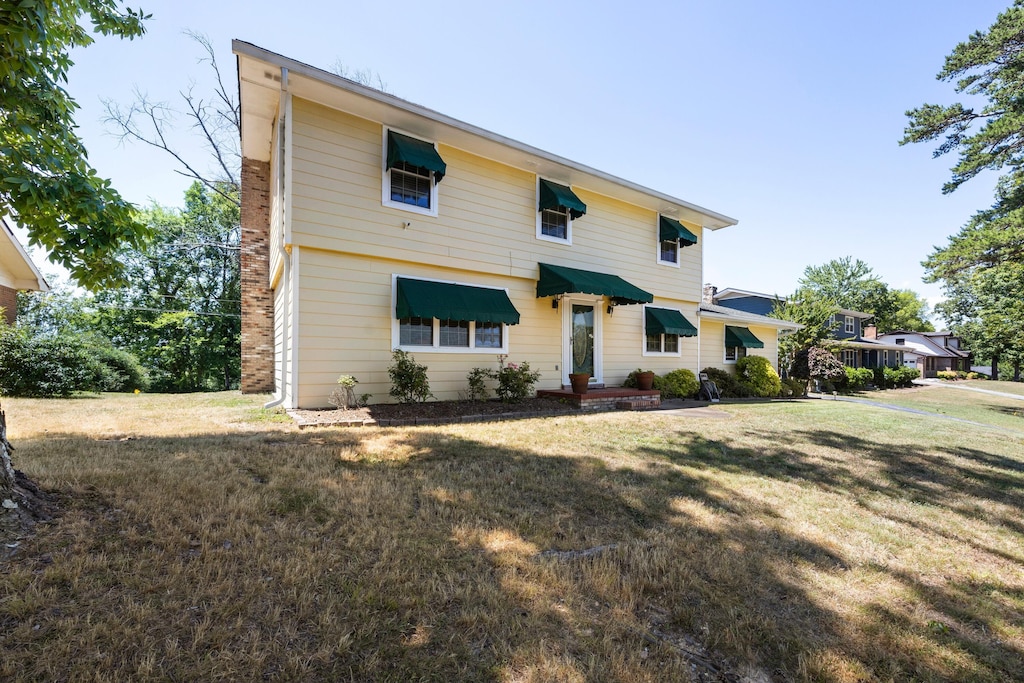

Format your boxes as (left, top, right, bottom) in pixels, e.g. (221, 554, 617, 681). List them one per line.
(699, 319, 780, 374)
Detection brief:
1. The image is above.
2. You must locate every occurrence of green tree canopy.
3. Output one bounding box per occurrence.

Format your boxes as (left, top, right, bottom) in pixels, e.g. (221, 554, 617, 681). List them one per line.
(0, 0, 150, 288)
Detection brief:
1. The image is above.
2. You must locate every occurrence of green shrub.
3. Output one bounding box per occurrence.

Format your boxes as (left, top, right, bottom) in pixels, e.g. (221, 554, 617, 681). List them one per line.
(90, 344, 149, 392)
(791, 347, 845, 384)
(844, 366, 874, 391)
(956, 370, 968, 379)
(936, 370, 958, 381)
(465, 367, 491, 401)
(874, 365, 920, 389)
(700, 367, 751, 398)
(0, 326, 101, 397)
(328, 375, 360, 409)
(388, 349, 433, 403)
(736, 356, 782, 397)
(654, 369, 699, 399)
(622, 369, 654, 389)
(493, 361, 541, 403)
(966, 371, 986, 380)
(780, 378, 807, 397)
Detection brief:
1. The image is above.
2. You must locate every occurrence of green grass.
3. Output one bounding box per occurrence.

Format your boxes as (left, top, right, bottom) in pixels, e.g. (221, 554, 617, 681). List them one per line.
(963, 379, 1024, 397)
(2, 392, 1023, 681)
(858, 385, 1024, 433)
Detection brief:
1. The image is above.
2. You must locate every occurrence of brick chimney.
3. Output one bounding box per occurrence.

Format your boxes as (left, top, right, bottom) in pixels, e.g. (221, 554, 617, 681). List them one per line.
(863, 324, 877, 340)
(702, 283, 717, 305)
(240, 157, 275, 393)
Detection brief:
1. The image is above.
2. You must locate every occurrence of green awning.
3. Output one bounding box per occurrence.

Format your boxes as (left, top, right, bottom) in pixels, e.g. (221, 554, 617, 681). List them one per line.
(646, 307, 698, 337)
(725, 326, 764, 349)
(538, 179, 587, 220)
(396, 277, 519, 324)
(536, 263, 653, 305)
(659, 216, 698, 246)
(386, 131, 447, 182)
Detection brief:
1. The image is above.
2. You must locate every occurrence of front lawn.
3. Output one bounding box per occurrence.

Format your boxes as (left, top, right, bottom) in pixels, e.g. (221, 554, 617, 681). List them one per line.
(2, 393, 1022, 681)
(856, 384, 1024, 433)
(963, 379, 1024, 397)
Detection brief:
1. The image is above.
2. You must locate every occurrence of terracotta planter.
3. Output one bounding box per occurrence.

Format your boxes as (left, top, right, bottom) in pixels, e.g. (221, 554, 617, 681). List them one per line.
(569, 373, 590, 394)
(636, 371, 655, 391)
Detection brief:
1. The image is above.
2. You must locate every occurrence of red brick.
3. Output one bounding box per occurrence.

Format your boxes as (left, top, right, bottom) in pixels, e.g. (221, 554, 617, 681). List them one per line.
(0, 285, 16, 325)
(240, 157, 275, 393)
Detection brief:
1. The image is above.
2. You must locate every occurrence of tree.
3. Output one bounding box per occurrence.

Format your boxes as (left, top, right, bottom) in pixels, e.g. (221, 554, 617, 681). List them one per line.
(888, 289, 935, 333)
(772, 288, 840, 370)
(92, 182, 241, 391)
(902, 2, 1024, 215)
(0, 0, 151, 288)
(798, 257, 898, 325)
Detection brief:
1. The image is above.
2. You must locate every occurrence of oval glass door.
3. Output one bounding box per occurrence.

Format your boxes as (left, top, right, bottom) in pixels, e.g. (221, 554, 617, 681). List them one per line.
(571, 304, 594, 376)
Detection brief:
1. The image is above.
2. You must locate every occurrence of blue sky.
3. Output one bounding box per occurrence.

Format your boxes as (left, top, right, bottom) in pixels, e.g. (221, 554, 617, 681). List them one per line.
(42, 0, 1011, 313)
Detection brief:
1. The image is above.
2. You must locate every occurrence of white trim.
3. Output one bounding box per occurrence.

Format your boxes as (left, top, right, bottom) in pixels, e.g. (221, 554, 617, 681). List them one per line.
(390, 274, 511, 354)
(283, 82, 293, 246)
(535, 176, 573, 245)
(641, 305, 683, 357)
(724, 344, 745, 364)
(562, 295, 602, 386)
(655, 214, 681, 268)
(287, 245, 301, 409)
(844, 315, 855, 335)
(381, 127, 439, 218)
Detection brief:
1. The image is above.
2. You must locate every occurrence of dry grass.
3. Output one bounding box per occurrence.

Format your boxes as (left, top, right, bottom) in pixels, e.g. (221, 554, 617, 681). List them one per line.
(962, 380, 1024, 397)
(2, 392, 1023, 681)
(859, 384, 1024, 433)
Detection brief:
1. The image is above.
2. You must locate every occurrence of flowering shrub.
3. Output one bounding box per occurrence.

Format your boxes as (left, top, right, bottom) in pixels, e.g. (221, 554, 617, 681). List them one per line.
(493, 361, 541, 403)
(388, 350, 433, 403)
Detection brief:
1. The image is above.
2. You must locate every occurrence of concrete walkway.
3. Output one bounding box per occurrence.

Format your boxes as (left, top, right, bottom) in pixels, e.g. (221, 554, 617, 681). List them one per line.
(913, 378, 1024, 401)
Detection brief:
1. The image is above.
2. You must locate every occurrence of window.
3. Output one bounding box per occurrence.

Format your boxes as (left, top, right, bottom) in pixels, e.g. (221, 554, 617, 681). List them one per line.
(842, 349, 857, 367)
(644, 307, 694, 356)
(393, 276, 518, 353)
(646, 332, 679, 354)
(383, 129, 445, 217)
(537, 179, 585, 243)
(541, 206, 569, 240)
(725, 345, 746, 363)
(895, 338, 905, 345)
(659, 239, 678, 264)
(845, 316, 855, 334)
(882, 350, 889, 366)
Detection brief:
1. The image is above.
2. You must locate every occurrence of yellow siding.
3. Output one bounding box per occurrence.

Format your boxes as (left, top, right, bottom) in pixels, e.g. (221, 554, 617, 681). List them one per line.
(0, 260, 15, 289)
(699, 319, 780, 374)
(746, 324, 780, 373)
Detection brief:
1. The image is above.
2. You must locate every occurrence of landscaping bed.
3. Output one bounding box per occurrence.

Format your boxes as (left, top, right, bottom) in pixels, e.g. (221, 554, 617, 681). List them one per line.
(290, 396, 579, 427)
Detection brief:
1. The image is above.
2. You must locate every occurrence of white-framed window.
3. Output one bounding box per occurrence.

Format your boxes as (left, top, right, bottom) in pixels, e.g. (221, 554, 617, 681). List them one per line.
(645, 331, 680, 355)
(540, 205, 570, 241)
(882, 350, 889, 366)
(842, 349, 857, 367)
(392, 275, 511, 354)
(642, 305, 688, 356)
(658, 239, 679, 266)
(725, 345, 746, 363)
(845, 316, 855, 334)
(382, 128, 441, 217)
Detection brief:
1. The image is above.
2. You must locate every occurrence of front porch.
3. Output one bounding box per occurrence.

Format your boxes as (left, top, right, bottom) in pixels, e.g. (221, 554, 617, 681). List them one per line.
(536, 387, 661, 410)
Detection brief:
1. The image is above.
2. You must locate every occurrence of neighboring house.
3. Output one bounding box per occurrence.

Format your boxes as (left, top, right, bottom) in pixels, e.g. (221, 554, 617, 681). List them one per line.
(876, 330, 971, 378)
(236, 42, 795, 408)
(707, 287, 903, 369)
(698, 287, 800, 369)
(0, 217, 49, 324)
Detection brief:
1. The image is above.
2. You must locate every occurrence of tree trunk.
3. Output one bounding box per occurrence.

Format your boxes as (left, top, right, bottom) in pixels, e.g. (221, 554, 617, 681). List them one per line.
(1014, 359, 1021, 382)
(1, 402, 54, 545)
(991, 351, 1000, 381)
(1, 403, 14, 495)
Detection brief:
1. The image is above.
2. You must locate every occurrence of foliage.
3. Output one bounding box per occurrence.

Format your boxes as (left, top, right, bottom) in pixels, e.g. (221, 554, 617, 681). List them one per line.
(92, 183, 241, 391)
(654, 369, 699, 399)
(791, 347, 845, 384)
(937, 370, 959, 381)
(465, 368, 491, 402)
(328, 375, 359, 410)
(0, 0, 151, 288)
(890, 289, 935, 333)
(779, 378, 807, 397)
(844, 367, 875, 392)
(736, 356, 782, 397)
(388, 350, 432, 403)
(873, 366, 920, 389)
(622, 369, 654, 389)
(90, 344, 149, 392)
(772, 289, 840, 369)
(700, 367, 752, 398)
(967, 371, 986, 380)
(493, 361, 541, 403)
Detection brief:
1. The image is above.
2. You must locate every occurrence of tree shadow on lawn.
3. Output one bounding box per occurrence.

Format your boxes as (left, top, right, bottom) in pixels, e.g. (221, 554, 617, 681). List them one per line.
(3, 424, 1022, 681)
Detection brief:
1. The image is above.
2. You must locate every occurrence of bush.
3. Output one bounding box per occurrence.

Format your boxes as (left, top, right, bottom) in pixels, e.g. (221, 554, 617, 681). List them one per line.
(936, 370, 958, 381)
(874, 365, 920, 389)
(90, 344, 149, 392)
(328, 375, 360, 409)
(780, 378, 807, 397)
(791, 347, 845, 384)
(654, 369, 699, 399)
(966, 371, 986, 380)
(700, 367, 751, 398)
(0, 326, 101, 397)
(388, 349, 433, 403)
(736, 356, 782, 397)
(465, 367, 491, 401)
(622, 369, 653, 389)
(844, 366, 874, 391)
(493, 361, 541, 403)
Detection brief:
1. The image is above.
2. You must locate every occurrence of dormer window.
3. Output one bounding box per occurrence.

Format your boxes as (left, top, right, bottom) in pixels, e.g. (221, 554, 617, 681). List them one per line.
(383, 129, 446, 216)
(537, 179, 586, 244)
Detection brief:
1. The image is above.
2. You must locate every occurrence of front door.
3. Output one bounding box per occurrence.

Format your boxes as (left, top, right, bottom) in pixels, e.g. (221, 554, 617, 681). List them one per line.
(562, 298, 602, 386)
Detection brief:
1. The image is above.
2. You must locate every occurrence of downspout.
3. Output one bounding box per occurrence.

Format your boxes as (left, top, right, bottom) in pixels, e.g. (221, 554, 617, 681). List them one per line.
(264, 67, 291, 409)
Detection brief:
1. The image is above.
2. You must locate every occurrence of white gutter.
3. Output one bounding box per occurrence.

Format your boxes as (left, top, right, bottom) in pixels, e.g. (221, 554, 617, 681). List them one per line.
(264, 67, 291, 409)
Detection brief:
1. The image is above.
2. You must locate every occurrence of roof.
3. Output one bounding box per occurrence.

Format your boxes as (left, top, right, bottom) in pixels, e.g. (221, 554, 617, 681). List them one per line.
(698, 302, 802, 330)
(713, 287, 787, 302)
(828, 338, 904, 352)
(876, 332, 968, 359)
(0, 217, 49, 292)
(837, 308, 873, 318)
(234, 40, 738, 231)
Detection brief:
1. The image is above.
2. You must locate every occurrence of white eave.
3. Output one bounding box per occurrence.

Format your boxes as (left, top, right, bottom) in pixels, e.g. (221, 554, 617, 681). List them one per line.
(714, 287, 787, 302)
(698, 302, 802, 330)
(233, 40, 739, 231)
(0, 217, 49, 292)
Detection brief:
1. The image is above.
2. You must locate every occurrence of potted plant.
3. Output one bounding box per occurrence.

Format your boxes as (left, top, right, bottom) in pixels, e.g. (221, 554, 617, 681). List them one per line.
(635, 369, 656, 391)
(569, 372, 591, 394)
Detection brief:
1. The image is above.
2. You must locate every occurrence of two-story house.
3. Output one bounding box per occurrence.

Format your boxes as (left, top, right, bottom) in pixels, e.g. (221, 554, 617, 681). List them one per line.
(0, 217, 49, 324)
(236, 42, 796, 408)
(875, 330, 971, 377)
(707, 287, 903, 369)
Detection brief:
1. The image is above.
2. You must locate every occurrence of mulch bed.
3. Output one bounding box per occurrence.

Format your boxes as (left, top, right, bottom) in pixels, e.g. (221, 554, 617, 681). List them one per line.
(290, 397, 580, 427)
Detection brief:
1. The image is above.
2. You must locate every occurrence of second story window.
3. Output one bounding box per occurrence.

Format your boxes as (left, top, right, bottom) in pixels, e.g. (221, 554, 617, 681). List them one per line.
(383, 129, 446, 217)
(845, 316, 855, 334)
(657, 216, 697, 267)
(537, 179, 586, 244)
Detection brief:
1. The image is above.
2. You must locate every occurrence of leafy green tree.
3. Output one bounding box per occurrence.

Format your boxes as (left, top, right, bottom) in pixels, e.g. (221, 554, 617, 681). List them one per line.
(798, 257, 897, 323)
(93, 183, 240, 391)
(0, 0, 150, 288)
(772, 288, 840, 370)
(888, 289, 935, 333)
